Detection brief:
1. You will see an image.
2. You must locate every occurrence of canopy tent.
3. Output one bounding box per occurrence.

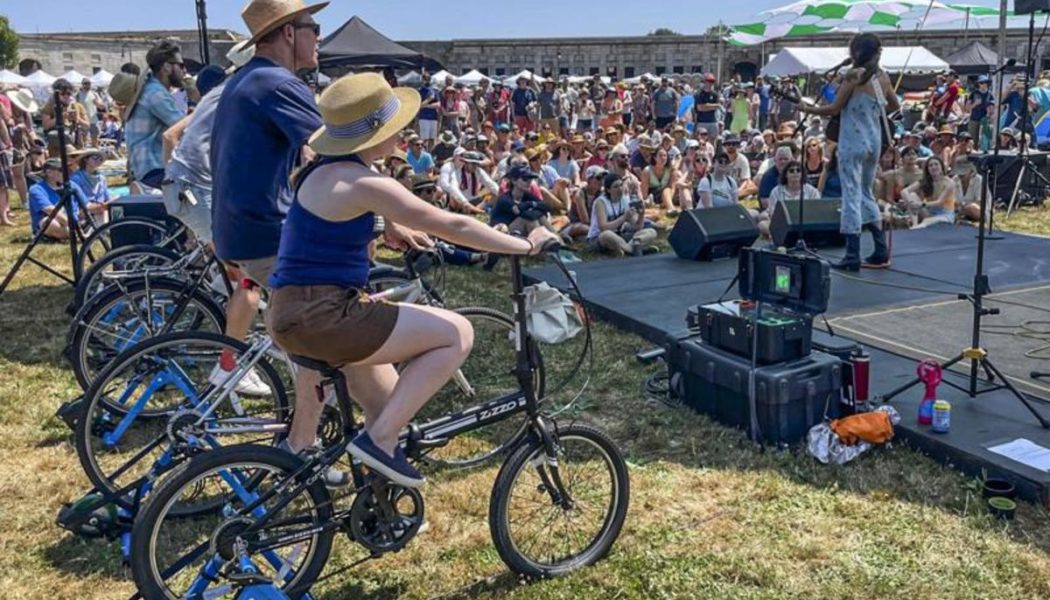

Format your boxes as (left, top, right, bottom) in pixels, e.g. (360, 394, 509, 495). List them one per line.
(728, 0, 1008, 46)
(625, 72, 656, 85)
(944, 40, 1003, 76)
(89, 69, 114, 87)
(504, 70, 546, 86)
(58, 69, 88, 84)
(318, 16, 443, 71)
(23, 70, 56, 102)
(429, 70, 455, 86)
(456, 69, 490, 86)
(566, 74, 611, 85)
(0, 69, 25, 85)
(397, 70, 422, 85)
(762, 46, 948, 76)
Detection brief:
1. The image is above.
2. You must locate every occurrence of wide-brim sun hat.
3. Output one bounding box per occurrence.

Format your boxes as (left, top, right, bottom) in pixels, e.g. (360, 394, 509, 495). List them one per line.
(309, 72, 421, 156)
(5, 89, 39, 114)
(242, 0, 329, 48)
(226, 39, 256, 68)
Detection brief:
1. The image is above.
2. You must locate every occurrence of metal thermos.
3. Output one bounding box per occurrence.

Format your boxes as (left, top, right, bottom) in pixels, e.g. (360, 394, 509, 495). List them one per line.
(850, 350, 870, 411)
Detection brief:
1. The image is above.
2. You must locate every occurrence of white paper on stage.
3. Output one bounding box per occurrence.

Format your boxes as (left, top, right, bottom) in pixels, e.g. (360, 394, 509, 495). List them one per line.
(987, 438, 1050, 472)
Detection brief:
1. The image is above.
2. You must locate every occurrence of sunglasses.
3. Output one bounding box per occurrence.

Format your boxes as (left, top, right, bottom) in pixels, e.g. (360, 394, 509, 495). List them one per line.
(787, 168, 802, 174)
(293, 21, 321, 36)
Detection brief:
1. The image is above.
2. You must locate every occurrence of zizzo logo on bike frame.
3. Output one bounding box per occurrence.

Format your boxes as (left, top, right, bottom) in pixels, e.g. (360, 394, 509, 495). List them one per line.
(480, 398, 524, 421)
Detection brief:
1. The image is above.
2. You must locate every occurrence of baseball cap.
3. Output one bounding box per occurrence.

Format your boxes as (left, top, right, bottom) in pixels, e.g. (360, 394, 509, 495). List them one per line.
(723, 133, 741, 145)
(609, 143, 630, 157)
(704, 73, 716, 82)
(585, 165, 608, 180)
(461, 150, 486, 164)
(507, 165, 539, 180)
(497, 123, 511, 133)
(685, 139, 700, 149)
(411, 175, 437, 192)
(453, 147, 467, 158)
(510, 139, 526, 152)
(44, 158, 63, 171)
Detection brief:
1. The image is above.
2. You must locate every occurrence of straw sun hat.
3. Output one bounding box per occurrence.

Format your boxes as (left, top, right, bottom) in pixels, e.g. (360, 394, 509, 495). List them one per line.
(5, 89, 39, 114)
(309, 72, 420, 156)
(242, 0, 329, 48)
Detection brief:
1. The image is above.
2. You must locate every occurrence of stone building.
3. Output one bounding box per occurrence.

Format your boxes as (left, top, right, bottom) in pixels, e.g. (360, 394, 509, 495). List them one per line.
(15, 26, 1043, 83)
(402, 28, 1040, 81)
(17, 29, 244, 77)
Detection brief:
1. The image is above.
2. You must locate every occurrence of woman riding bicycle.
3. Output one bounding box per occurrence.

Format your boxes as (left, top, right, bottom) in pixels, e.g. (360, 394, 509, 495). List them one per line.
(266, 73, 558, 489)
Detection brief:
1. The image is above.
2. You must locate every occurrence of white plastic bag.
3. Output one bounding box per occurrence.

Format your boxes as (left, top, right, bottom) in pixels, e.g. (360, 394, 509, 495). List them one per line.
(524, 282, 583, 344)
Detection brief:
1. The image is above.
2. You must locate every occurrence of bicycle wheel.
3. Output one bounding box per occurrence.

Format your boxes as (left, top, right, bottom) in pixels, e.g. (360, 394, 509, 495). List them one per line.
(130, 444, 333, 600)
(77, 216, 184, 275)
(412, 307, 543, 469)
(73, 244, 182, 311)
(76, 332, 291, 515)
(67, 277, 226, 391)
(489, 422, 629, 578)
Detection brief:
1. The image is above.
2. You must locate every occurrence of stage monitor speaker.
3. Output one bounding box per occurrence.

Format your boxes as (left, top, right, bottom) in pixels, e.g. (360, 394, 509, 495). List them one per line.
(668, 204, 759, 261)
(1015, 0, 1050, 16)
(770, 198, 845, 248)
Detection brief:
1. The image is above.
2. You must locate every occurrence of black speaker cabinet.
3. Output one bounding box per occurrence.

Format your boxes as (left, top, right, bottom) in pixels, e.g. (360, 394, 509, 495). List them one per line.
(770, 199, 845, 248)
(989, 150, 1050, 205)
(668, 204, 759, 261)
(1015, 0, 1050, 15)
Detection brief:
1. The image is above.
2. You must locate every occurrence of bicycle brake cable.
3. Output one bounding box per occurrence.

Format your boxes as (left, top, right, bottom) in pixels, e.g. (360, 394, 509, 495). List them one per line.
(538, 248, 594, 417)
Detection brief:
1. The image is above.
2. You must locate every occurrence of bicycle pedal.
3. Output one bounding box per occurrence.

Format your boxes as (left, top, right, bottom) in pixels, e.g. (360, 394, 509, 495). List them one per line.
(56, 397, 84, 431)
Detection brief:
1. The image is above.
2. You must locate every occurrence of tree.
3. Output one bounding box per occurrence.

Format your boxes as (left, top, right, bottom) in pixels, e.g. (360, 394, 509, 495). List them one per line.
(647, 28, 682, 36)
(705, 24, 731, 38)
(0, 17, 17, 69)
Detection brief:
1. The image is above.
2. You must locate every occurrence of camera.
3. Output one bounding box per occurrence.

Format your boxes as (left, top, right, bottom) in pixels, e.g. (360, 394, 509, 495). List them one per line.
(629, 200, 644, 211)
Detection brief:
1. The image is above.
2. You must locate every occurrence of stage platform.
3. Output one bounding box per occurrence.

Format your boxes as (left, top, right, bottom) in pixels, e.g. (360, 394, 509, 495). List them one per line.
(526, 225, 1050, 505)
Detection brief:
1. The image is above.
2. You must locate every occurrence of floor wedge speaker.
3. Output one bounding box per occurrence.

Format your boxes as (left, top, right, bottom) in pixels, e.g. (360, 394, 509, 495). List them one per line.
(669, 204, 759, 261)
(770, 198, 845, 248)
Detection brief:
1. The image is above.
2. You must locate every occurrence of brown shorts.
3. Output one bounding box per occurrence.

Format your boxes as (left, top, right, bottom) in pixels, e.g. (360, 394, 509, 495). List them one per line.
(266, 285, 400, 366)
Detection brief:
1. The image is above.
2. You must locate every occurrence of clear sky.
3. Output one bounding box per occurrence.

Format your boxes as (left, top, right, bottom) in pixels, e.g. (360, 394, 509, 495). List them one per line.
(1, 0, 1008, 40)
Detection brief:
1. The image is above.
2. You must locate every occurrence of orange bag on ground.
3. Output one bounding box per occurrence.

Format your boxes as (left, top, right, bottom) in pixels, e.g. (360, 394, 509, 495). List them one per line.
(830, 411, 895, 446)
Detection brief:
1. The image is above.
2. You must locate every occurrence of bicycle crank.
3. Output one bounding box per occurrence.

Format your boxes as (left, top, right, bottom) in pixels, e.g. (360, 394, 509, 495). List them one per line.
(346, 480, 425, 554)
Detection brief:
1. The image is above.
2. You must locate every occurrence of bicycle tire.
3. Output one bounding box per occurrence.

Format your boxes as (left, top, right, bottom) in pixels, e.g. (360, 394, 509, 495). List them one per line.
(75, 331, 291, 514)
(488, 422, 629, 578)
(130, 444, 333, 600)
(73, 244, 182, 311)
(67, 277, 226, 391)
(77, 216, 183, 275)
(415, 306, 543, 469)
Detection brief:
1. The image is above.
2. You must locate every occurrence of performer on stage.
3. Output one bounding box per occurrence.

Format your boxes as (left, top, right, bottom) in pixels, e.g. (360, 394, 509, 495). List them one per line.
(799, 33, 899, 271)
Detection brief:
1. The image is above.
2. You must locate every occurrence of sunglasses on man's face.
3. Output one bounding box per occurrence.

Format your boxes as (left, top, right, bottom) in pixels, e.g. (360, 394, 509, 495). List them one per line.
(293, 21, 321, 36)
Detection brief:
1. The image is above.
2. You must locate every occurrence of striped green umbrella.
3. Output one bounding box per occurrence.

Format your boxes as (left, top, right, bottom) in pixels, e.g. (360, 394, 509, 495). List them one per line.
(728, 0, 1008, 46)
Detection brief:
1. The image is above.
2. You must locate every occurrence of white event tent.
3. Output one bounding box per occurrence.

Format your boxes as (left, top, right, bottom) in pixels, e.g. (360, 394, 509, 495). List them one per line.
(456, 69, 489, 85)
(503, 70, 545, 85)
(762, 46, 948, 77)
(89, 69, 114, 87)
(59, 69, 88, 83)
(23, 70, 56, 102)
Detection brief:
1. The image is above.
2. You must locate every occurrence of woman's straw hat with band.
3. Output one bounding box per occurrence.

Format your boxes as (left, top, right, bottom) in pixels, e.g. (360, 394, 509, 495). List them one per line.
(309, 73, 420, 156)
(242, 0, 329, 47)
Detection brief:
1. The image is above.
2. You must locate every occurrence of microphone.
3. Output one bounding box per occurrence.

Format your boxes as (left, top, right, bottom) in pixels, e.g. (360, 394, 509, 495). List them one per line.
(993, 58, 1018, 75)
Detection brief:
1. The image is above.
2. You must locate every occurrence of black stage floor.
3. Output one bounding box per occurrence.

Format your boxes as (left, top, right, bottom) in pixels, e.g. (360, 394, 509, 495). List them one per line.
(526, 225, 1050, 505)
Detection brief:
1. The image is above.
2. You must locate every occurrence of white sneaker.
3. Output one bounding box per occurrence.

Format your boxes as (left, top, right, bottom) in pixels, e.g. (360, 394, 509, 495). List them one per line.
(208, 364, 273, 397)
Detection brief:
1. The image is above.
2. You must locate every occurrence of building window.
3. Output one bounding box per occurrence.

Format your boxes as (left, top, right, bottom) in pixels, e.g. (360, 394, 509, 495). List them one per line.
(559, 67, 569, 76)
(655, 66, 667, 75)
(607, 67, 618, 78)
(673, 65, 685, 74)
(91, 53, 102, 64)
(62, 52, 73, 62)
(589, 67, 600, 76)
(692, 65, 704, 74)
(64, 65, 74, 72)
(495, 67, 506, 76)
(624, 66, 636, 79)
(479, 67, 489, 76)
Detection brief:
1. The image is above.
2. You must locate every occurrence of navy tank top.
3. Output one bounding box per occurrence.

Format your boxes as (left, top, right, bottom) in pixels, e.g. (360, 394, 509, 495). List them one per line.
(269, 154, 376, 289)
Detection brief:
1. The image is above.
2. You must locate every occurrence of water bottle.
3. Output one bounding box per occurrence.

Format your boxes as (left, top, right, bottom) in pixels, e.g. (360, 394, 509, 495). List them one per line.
(932, 400, 951, 433)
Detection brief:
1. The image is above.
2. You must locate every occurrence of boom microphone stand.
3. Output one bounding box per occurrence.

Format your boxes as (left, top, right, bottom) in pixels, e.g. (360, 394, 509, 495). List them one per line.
(0, 92, 88, 300)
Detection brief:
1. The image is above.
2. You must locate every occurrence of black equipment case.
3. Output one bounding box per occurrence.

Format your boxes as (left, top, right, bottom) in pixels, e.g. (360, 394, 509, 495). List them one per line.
(107, 195, 171, 248)
(688, 301, 813, 364)
(668, 337, 843, 445)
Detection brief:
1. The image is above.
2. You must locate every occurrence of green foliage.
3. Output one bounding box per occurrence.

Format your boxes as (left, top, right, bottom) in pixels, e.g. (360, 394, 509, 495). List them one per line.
(0, 16, 17, 69)
(647, 28, 682, 36)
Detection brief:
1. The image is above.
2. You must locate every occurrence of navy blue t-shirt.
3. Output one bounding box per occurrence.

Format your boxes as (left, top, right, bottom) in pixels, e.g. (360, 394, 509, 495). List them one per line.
(491, 191, 543, 226)
(210, 57, 322, 261)
(511, 88, 536, 117)
(759, 167, 780, 203)
(419, 85, 439, 121)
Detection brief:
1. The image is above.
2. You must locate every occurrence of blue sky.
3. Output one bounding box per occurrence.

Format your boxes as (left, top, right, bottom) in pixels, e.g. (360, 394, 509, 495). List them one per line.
(2, 0, 1007, 40)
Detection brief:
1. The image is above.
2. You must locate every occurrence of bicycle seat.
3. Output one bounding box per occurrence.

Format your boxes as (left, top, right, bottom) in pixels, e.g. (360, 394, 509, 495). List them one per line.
(288, 354, 344, 376)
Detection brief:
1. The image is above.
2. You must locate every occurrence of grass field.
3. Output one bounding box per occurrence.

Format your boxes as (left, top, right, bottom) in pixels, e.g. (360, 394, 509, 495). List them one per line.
(2, 199, 1050, 599)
